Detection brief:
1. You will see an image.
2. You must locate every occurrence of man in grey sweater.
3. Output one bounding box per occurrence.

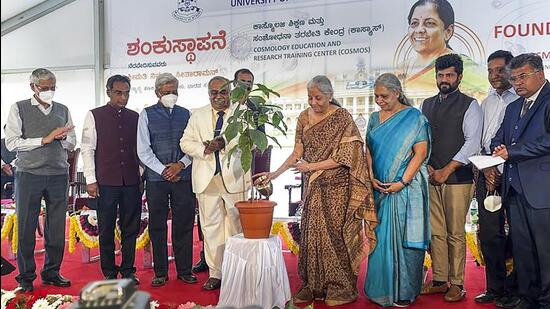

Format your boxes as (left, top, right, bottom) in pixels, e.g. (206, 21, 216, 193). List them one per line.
(5, 68, 76, 292)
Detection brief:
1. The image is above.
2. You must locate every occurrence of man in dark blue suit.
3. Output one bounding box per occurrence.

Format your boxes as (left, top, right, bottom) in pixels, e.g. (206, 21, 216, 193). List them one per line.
(491, 53, 550, 309)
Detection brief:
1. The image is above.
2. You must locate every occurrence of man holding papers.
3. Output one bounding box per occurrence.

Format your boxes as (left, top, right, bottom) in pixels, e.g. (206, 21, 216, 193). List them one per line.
(491, 53, 550, 309)
(474, 50, 520, 308)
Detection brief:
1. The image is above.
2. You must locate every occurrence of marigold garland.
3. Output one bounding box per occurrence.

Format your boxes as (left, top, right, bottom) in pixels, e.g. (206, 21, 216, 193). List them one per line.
(69, 214, 150, 253)
(68, 215, 99, 253)
(271, 221, 300, 255)
(12, 216, 17, 253)
(423, 252, 432, 269)
(1, 213, 18, 253)
(465, 231, 485, 266)
(68, 216, 76, 254)
(114, 224, 150, 250)
(1, 213, 14, 240)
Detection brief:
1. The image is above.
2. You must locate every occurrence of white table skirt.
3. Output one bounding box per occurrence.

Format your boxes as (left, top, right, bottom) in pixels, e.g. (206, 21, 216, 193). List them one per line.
(218, 233, 291, 309)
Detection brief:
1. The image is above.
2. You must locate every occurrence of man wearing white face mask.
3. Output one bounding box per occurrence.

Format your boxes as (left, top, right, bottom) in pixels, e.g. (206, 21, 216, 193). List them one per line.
(5, 68, 76, 292)
(137, 73, 197, 287)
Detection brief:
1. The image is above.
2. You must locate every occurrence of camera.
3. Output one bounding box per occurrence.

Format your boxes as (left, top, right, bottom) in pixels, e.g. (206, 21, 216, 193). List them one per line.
(69, 279, 150, 309)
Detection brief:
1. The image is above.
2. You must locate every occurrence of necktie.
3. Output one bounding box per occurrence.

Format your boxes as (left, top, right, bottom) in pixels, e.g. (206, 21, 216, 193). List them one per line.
(214, 111, 225, 175)
(520, 99, 533, 118)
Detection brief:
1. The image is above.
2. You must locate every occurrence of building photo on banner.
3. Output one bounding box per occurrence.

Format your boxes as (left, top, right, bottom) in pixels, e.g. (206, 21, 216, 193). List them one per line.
(1, 0, 550, 307)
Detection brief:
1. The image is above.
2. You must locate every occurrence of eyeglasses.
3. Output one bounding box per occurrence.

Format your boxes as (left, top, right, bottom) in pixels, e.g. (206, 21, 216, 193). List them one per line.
(34, 84, 57, 91)
(509, 71, 540, 84)
(209, 89, 229, 96)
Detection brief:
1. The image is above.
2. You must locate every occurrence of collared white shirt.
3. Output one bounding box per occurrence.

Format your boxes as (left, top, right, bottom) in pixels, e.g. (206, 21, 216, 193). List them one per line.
(5, 96, 76, 152)
(481, 87, 519, 154)
(81, 110, 99, 184)
(526, 80, 548, 106)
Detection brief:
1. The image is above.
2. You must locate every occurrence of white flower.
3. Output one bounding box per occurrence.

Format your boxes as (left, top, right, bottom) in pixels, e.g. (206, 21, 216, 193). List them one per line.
(150, 300, 160, 309)
(50, 299, 63, 308)
(31, 299, 50, 309)
(1, 290, 17, 308)
(87, 215, 98, 226)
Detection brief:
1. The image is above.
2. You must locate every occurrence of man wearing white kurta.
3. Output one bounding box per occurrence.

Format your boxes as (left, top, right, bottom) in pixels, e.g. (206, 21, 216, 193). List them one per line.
(180, 76, 250, 290)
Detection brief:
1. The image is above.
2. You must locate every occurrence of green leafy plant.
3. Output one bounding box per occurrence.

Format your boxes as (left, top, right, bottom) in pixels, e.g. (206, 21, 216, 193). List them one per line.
(223, 81, 288, 174)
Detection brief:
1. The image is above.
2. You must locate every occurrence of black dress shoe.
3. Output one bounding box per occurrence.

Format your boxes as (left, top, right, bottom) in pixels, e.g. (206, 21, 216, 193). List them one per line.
(192, 259, 208, 273)
(202, 277, 221, 290)
(18, 282, 34, 292)
(496, 295, 522, 308)
(151, 276, 169, 287)
(177, 273, 198, 284)
(42, 274, 71, 287)
(475, 291, 502, 303)
(123, 274, 140, 285)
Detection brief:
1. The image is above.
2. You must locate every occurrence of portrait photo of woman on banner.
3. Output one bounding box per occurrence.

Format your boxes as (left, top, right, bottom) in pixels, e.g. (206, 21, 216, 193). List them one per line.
(395, 0, 488, 99)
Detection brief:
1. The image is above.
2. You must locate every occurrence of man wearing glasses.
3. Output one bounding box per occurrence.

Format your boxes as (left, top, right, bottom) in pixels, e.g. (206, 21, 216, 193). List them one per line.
(5, 68, 76, 292)
(491, 53, 550, 309)
(81, 75, 142, 285)
(474, 50, 520, 308)
(180, 76, 249, 291)
(137, 73, 196, 287)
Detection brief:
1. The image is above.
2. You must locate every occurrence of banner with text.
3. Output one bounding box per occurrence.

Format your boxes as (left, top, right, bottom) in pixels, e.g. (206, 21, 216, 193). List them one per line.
(107, 0, 550, 113)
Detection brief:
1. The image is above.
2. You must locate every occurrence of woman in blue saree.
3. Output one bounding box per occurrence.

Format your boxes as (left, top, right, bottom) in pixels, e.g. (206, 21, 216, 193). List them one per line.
(364, 73, 431, 307)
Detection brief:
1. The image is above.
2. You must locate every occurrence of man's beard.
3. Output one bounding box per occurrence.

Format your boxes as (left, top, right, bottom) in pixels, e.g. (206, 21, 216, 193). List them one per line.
(438, 81, 459, 94)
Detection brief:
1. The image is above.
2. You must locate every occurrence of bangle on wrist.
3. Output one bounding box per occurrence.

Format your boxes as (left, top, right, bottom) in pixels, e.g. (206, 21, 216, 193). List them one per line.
(399, 179, 410, 187)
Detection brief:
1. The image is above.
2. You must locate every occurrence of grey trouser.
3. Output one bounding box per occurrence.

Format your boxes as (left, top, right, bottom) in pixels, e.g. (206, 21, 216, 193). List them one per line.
(15, 171, 68, 283)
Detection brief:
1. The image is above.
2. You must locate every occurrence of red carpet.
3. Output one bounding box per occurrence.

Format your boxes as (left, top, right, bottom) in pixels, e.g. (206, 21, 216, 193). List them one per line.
(1, 228, 491, 308)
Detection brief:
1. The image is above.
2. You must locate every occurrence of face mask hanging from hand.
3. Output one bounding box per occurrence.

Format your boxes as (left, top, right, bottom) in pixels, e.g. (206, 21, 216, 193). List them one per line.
(160, 94, 178, 108)
(484, 191, 502, 212)
(38, 90, 55, 104)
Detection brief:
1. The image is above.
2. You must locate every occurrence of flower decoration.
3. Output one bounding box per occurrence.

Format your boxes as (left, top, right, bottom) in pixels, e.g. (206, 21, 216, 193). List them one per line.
(31, 299, 50, 309)
(68, 214, 150, 253)
(1, 213, 18, 253)
(68, 215, 99, 253)
(114, 217, 150, 250)
(86, 215, 98, 226)
(1, 289, 16, 308)
(271, 221, 300, 255)
(1, 290, 55, 309)
(1, 290, 223, 309)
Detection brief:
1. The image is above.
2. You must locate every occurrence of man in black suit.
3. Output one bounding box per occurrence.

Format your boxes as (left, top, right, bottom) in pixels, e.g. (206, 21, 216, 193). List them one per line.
(491, 53, 550, 309)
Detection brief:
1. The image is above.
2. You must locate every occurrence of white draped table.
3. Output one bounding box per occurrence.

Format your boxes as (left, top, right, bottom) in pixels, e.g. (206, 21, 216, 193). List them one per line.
(218, 233, 291, 309)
